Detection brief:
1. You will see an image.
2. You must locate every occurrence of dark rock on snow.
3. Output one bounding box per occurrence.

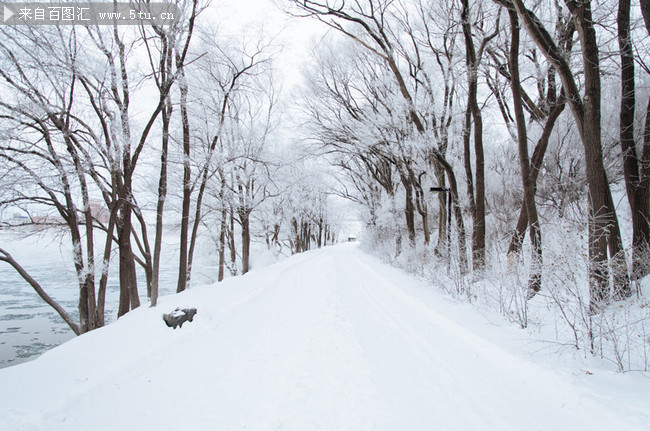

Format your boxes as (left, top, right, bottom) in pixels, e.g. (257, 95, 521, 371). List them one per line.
(163, 308, 197, 329)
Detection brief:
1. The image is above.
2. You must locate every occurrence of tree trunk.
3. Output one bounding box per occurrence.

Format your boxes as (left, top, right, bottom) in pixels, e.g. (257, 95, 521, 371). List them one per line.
(574, 0, 629, 304)
(508, 9, 542, 297)
(508, 99, 565, 255)
(229, 207, 237, 273)
(641, 0, 650, 34)
(401, 174, 416, 246)
(187, 170, 208, 285)
(81, 208, 96, 331)
(177, 70, 191, 294)
(241, 212, 251, 274)
(420, 211, 430, 246)
(318, 218, 323, 248)
(117, 200, 139, 317)
(291, 217, 300, 254)
(618, 0, 650, 281)
(151, 96, 171, 307)
(132, 206, 153, 301)
(638, 1, 650, 278)
(302, 220, 311, 251)
(96, 203, 119, 326)
(433, 164, 448, 254)
(218, 174, 227, 282)
(218, 206, 227, 282)
(461, 0, 486, 270)
(412, 171, 430, 246)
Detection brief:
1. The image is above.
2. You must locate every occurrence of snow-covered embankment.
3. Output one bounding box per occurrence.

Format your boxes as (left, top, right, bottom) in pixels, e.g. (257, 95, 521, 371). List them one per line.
(0, 243, 648, 430)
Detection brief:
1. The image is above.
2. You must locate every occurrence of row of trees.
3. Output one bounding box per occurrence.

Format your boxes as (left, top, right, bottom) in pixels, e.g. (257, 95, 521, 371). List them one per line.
(291, 0, 650, 312)
(2, 0, 647, 336)
(0, 0, 339, 335)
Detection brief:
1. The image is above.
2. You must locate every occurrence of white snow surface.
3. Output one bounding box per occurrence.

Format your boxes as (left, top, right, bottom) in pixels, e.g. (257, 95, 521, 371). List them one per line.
(0, 243, 648, 430)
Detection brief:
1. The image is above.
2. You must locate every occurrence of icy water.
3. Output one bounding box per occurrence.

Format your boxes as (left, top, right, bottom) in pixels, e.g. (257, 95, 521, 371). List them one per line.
(0, 230, 218, 369)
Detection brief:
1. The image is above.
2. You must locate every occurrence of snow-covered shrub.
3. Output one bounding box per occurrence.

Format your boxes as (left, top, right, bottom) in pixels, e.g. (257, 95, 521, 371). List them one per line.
(362, 210, 650, 371)
(532, 227, 649, 372)
(593, 301, 650, 371)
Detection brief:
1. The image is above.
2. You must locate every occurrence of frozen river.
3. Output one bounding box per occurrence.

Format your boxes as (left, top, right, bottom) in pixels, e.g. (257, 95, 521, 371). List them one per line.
(0, 230, 218, 368)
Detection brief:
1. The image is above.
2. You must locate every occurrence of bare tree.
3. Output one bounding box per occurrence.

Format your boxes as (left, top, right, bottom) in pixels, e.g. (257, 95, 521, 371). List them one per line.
(504, 7, 542, 296)
(0, 2, 202, 333)
(508, 0, 629, 309)
(0, 25, 115, 332)
(292, 0, 469, 271)
(183, 30, 275, 283)
(226, 82, 279, 274)
(460, 0, 499, 270)
(617, 0, 650, 281)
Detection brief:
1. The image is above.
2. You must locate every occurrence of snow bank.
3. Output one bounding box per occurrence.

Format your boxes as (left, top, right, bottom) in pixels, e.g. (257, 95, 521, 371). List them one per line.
(0, 244, 648, 430)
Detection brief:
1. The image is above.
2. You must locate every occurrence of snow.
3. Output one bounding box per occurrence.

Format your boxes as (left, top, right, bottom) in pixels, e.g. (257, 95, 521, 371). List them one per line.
(0, 243, 648, 430)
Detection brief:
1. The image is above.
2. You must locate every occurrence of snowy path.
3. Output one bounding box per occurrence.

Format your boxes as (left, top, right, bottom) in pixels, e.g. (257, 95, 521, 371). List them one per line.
(0, 243, 648, 430)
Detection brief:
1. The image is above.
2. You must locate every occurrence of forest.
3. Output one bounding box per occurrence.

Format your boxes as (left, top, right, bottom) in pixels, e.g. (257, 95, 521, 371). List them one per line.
(0, 0, 649, 371)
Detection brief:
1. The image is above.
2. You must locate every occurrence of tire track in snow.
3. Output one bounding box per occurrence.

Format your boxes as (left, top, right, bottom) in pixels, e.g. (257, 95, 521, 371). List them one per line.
(272, 252, 378, 430)
(333, 249, 476, 429)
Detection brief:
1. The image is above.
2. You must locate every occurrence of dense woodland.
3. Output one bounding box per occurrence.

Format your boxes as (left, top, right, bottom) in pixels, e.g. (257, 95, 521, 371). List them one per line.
(0, 0, 649, 371)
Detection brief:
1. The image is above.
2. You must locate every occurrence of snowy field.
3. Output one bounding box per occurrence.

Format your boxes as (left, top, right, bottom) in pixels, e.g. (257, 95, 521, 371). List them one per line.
(0, 243, 648, 430)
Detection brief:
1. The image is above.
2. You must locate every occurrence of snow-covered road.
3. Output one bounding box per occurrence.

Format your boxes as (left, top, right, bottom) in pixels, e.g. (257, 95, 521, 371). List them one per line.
(0, 243, 648, 430)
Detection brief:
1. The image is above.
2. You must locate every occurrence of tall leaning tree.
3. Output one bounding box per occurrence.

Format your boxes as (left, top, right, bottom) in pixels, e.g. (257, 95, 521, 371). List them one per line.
(509, 0, 629, 310)
(460, 0, 499, 270)
(503, 6, 542, 296)
(618, 0, 650, 280)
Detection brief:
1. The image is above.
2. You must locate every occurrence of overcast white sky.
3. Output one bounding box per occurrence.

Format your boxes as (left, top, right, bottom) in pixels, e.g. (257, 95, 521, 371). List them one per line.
(213, 0, 330, 91)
